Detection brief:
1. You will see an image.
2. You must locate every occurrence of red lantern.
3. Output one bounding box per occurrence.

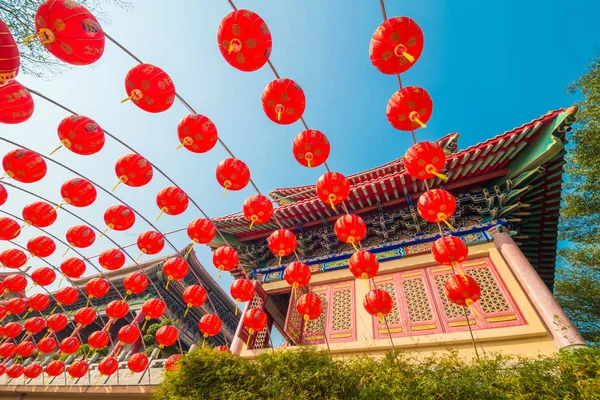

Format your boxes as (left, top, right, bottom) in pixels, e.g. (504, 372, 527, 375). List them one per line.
(73, 307, 97, 326)
(106, 300, 129, 320)
(243, 308, 267, 334)
(6, 298, 27, 315)
(386, 86, 433, 131)
(215, 346, 231, 353)
(242, 195, 274, 228)
(38, 336, 58, 354)
(370, 16, 424, 74)
(137, 231, 165, 255)
(162, 257, 189, 283)
(334, 214, 367, 249)
(35, 0, 104, 65)
(3, 274, 27, 293)
(0, 364, 5, 376)
(445, 274, 481, 308)
(118, 325, 140, 345)
(217, 10, 272, 72)
(27, 236, 56, 258)
(0, 184, 6, 206)
(98, 357, 119, 376)
(59, 336, 80, 354)
(128, 353, 149, 373)
(348, 250, 379, 280)
(296, 293, 322, 321)
(215, 158, 251, 193)
(55, 286, 79, 306)
(0, 19, 19, 85)
(16, 341, 36, 358)
(55, 115, 105, 155)
(364, 289, 393, 318)
(24, 317, 46, 334)
(183, 285, 207, 310)
(142, 298, 166, 321)
(417, 189, 456, 228)
(165, 354, 183, 372)
(45, 360, 65, 377)
(99, 248, 126, 271)
(316, 172, 350, 210)
(0, 82, 34, 124)
(67, 360, 89, 379)
(155, 325, 178, 348)
(24, 363, 43, 379)
(87, 330, 109, 349)
(156, 186, 189, 218)
(84, 277, 110, 299)
(104, 205, 135, 231)
(0, 249, 27, 269)
(267, 229, 297, 261)
(187, 219, 216, 244)
(123, 272, 148, 295)
(114, 153, 153, 189)
(0, 305, 6, 320)
(404, 141, 448, 181)
(0, 343, 16, 359)
(60, 257, 86, 279)
(3, 322, 22, 338)
(198, 314, 222, 337)
(22, 201, 57, 228)
(5, 364, 23, 378)
(66, 225, 95, 248)
(261, 78, 305, 124)
(432, 235, 468, 267)
(28, 293, 50, 312)
(212, 246, 239, 275)
(47, 313, 69, 332)
(61, 177, 97, 207)
(123, 63, 175, 113)
(177, 114, 218, 153)
(0, 217, 20, 240)
(284, 262, 311, 288)
(230, 279, 255, 303)
(292, 130, 330, 168)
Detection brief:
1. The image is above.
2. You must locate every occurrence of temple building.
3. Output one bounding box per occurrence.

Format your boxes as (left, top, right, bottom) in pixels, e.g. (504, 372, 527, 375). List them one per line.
(211, 106, 585, 358)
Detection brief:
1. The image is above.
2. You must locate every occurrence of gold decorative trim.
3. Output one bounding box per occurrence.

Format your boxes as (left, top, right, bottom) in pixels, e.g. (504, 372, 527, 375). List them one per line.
(379, 327, 402, 334)
(304, 335, 324, 340)
(449, 320, 477, 327)
(411, 324, 437, 331)
(463, 260, 487, 267)
(486, 315, 517, 323)
(333, 283, 351, 289)
(312, 287, 328, 292)
(401, 272, 421, 278)
(431, 267, 452, 273)
(374, 276, 393, 282)
(331, 333, 352, 339)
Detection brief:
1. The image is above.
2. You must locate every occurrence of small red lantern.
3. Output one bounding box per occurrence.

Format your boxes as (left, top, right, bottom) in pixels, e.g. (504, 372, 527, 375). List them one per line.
(155, 325, 178, 348)
(3, 322, 22, 338)
(73, 307, 97, 326)
(137, 231, 165, 255)
(3, 274, 26, 293)
(114, 153, 154, 189)
(296, 293, 322, 321)
(123, 272, 148, 295)
(316, 172, 350, 210)
(27, 236, 56, 258)
(123, 63, 175, 113)
(28, 293, 50, 312)
(0, 184, 6, 206)
(0, 364, 5, 376)
(106, 300, 129, 320)
(364, 289, 393, 318)
(35, 0, 105, 65)
(217, 9, 272, 72)
(243, 194, 274, 229)
(183, 285, 207, 317)
(386, 86, 433, 131)
(24, 317, 46, 334)
(243, 308, 267, 335)
(417, 189, 456, 229)
(99, 248, 126, 271)
(0, 248, 27, 269)
(85, 277, 110, 299)
(67, 360, 89, 379)
(292, 130, 330, 168)
(98, 357, 119, 376)
(59, 336, 80, 354)
(177, 114, 218, 153)
(55, 286, 79, 305)
(261, 78, 305, 124)
(370, 16, 424, 74)
(142, 298, 166, 321)
(404, 141, 448, 181)
(432, 235, 468, 267)
(118, 325, 140, 345)
(212, 246, 239, 276)
(22, 201, 57, 228)
(0, 82, 34, 124)
(65, 225, 95, 248)
(45, 360, 65, 377)
(348, 250, 379, 280)
(128, 353, 149, 373)
(38, 336, 58, 354)
(162, 257, 189, 287)
(5, 364, 23, 379)
(6, 298, 27, 315)
(334, 214, 367, 249)
(230, 279, 255, 303)
(104, 205, 135, 231)
(0, 305, 6, 320)
(267, 229, 297, 262)
(47, 313, 69, 332)
(61, 177, 97, 207)
(156, 186, 189, 219)
(60, 257, 86, 279)
(0, 217, 20, 240)
(16, 341, 36, 358)
(0, 19, 19, 85)
(216, 158, 251, 194)
(165, 354, 183, 372)
(445, 274, 481, 308)
(0, 343, 16, 359)
(284, 262, 311, 288)
(24, 363, 43, 379)
(187, 219, 216, 244)
(199, 314, 222, 337)
(88, 330, 109, 349)
(215, 346, 231, 353)
(55, 115, 105, 155)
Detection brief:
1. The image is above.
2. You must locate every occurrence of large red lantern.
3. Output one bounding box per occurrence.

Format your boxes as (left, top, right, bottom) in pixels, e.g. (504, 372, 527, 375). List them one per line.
(217, 9, 272, 72)
(187, 219, 216, 244)
(45, 360, 65, 377)
(165, 354, 183, 372)
(60, 257, 86, 279)
(3, 274, 26, 293)
(0, 343, 16, 359)
(284, 262, 311, 288)
(3, 322, 22, 338)
(114, 153, 154, 189)
(370, 16, 424, 74)
(123, 63, 175, 113)
(59, 336, 80, 354)
(230, 279, 255, 304)
(296, 293, 322, 321)
(162, 257, 189, 287)
(55, 286, 79, 305)
(212, 246, 239, 276)
(156, 186, 189, 219)
(216, 158, 251, 194)
(16, 341, 36, 358)
(0, 20, 19, 85)
(0, 217, 20, 240)
(432, 235, 468, 267)
(98, 357, 119, 376)
(24, 317, 46, 334)
(5, 364, 23, 379)
(55, 115, 105, 155)
(0, 249, 27, 269)
(0, 82, 34, 124)
(61, 177, 97, 207)
(334, 214, 367, 249)
(123, 272, 148, 295)
(106, 300, 129, 320)
(177, 114, 218, 153)
(137, 230, 165, 255)
(242, 194, 274, 229)
(27, 236, 56, 258)
(445, 274, 481, 308)
(155, 325, 178, 348)
(22, 201, 57, 228)
(183, 285, 207, 317)
(0, 364, 6, 376)
(316, 172, 350, 210)
(85, 277, 110, 299)
(243, 308, 267, 335)
(6, 298, 27, 315)
(261, 78, 305, 124)
(142, 298, 166, 321)
(28, 293, 50, 312)
(128, 353, 149, 373)
(198, 314, 222, 338)
(47, 313, 69, 332)
(99, 248, 126, 271)
(38, 336, 58, 354)
(104, 205, 135, 231)
(267, 229, 297, 263)
(348, 250, 379, 280)
(67, 360, 89, 379)
(35, 0, 105, 65)
(24, 363, 43, 379)
(73, 307, 97, 326)
(292, 130, 330, 168)
(0, 184, 6, 206)
(118, 324, 140, 345)
(417, 189, 456, 229)
(364, 289, 393, 319)
(88, 330, 109, 349)
(65, 225, 95, 248)
(404, 141, 448, 181)
(386, 86, 433, 131)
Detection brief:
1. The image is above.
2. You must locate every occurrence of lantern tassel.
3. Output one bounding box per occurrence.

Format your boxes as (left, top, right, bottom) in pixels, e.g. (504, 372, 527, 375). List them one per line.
(278, 256, 282, 266)
(413, 117, 427, 129)
(441, 219, 456, 231)
(246, 334, 251, 347)
(49, 305, 58, 315)
(185, 245, 194, 258)
(277, 110, 282, 121)
(155, 211, 164, 222)
(165, 279, 170, 290)
(62, 247, 70, 257)
(48, 145, 62, 156)
(106, 319, 113, 331)
(155, 348, 161, 360)
(112, 181, 122, 192)
(52, 202, 64, 212)
(141, 319, 148, 332)
(93, 374, 102, 387)
(402, 51, 415, 63)
(465, 299, 481, 319)
(235, 303, 238, 316)
(135, 253, 143, 262)
(307, 158, 311, 168)
(121, 95, 134, 103)
(20, 34, 38, 44)
(350, 242, 358, 251)
(98, 228, 108, 239)
(249, 216, 257, 230)
(176, 142, 184, 150)
(201, 338, 205, 349)
(222, 187, 227, 197)
(57, 276, 63, 288)
(184, 306, 190, 318)
(217, 270, 221, 280)
(85, 298, 90, 308)
(425, 165, 449, 182)
(22, 310, 30, 319)
(328, 194, 337, 211)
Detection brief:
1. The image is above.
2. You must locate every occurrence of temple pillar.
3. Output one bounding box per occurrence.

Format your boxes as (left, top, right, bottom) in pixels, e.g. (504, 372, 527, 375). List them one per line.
(230, 297, 252, 355)
(488, 225, 585, 349)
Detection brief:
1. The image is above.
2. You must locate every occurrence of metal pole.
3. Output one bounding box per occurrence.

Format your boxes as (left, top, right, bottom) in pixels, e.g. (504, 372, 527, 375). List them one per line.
(383, 316, 396, 355)
(463, 307, 480, 360)
(319, 318, 331, 355)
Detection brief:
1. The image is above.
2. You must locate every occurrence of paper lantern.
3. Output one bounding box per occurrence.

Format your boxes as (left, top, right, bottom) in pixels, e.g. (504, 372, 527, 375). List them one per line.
(212, 246, 239, 276)
(27, 236, 56, 258)
(55, 286, 79, 306)
(445, 274, 481, 308)
(47, 313, 69, 332)
(216, 158, 250, 193)
(363, 289, 393, 318)
(32, 265, 57, 286)
(118, 324, 140, 345)
(284, 261, 311, 288)
(0, 184, 7, 206)
(60, 257, 86, 279)
(0, 305, 6, 320)
(84, 277, 110, 299)
(177, 114, 218, 153)
(334, 214, 367, 249)
(22, 201, 57, 228)
(103, 204, 135, 231)
(370, 16, 424, 74)
(431, 235, 469, 267)
(217, 9, 272, 72)
(59, 336, 80, 354)
(267, 229, 297, 262)
(3, 274, 26, 293)
(292, 130, 330, 168)
(0, 82, 34, 124)
(45, 360, 65, 377)
(142, 298, 166, 321)
(187, 219, 216, 244)
(38, 336, 57, 354)
(3, 322, 22, 338)
(386, 86, 433, 131)
(0, 19, 19, 85)
(123, 272, 148, 295)
(127, 353, 149, 373)
(261, 78, 305, 124)
(183, 285, 207, 317)
(156, 186, 189, 218)
(348, 250, 379, 280)
(198, 314, 222, 337)
(243, 308, 267, 334)
(155, 325, 178, 348)
(316, 172, 350, 210)
(165, 354, 183, 372)
(23, 317, 46, 334)
(73, 307, 97, 326)
(6, 298, 27, 315)
(230, 279, 254, 303)
(65, 225, 95, 248)
(98, 357, 119, 376)
(61, 177, 97, 207)
(55, 115, 105, 155)
(123, 63, 175, 113)
(87, 330, 109, 349)
(296, 293, 322, 321)
(5, 364, 22, 378)
(0, 364, 5, 376)
(137, 230, 165, 255)
(404, 141, 448, 181)
(0, 343, 16, 359)
(0, 248, 27, 269)
(0, 217, 20, 240)
(417, 189, 456, 228)
(16, 341, 36, 358)
(28, 293, 50, 312)
(99, 248, 126, 271)
(242, 194, 274, 228)
(106, 300, 129, 321)
(67, 360, 89, 379)
(114, 153, 153, 189)
(23, 363, 43, 379)
(162, 257, 189, 286)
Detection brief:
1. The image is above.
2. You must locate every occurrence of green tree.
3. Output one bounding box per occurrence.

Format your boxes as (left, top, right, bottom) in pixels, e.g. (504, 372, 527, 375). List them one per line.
(555, 54, 600, 342)
(144, 319, 177, 357)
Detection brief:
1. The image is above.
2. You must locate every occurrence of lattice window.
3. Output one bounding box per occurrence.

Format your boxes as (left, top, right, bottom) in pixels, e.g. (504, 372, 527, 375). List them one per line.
(433, 272, 464, 319)
(331, 289, 352, 331)
(305, 291, 327, 334)
(469, 267, 510, 313)
(375, 281, 402, 325)
(402, 278, 434, 322)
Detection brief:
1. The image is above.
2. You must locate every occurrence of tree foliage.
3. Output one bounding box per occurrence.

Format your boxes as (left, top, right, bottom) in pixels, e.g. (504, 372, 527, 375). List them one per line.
(144, 319, 177, 357)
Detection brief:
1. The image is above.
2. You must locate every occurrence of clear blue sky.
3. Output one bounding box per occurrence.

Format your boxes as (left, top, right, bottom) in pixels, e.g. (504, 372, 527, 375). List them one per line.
(0, 0, 598, 309)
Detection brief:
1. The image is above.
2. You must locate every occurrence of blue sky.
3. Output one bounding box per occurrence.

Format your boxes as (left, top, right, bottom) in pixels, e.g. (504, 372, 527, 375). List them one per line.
(0, 0, 598, 322)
